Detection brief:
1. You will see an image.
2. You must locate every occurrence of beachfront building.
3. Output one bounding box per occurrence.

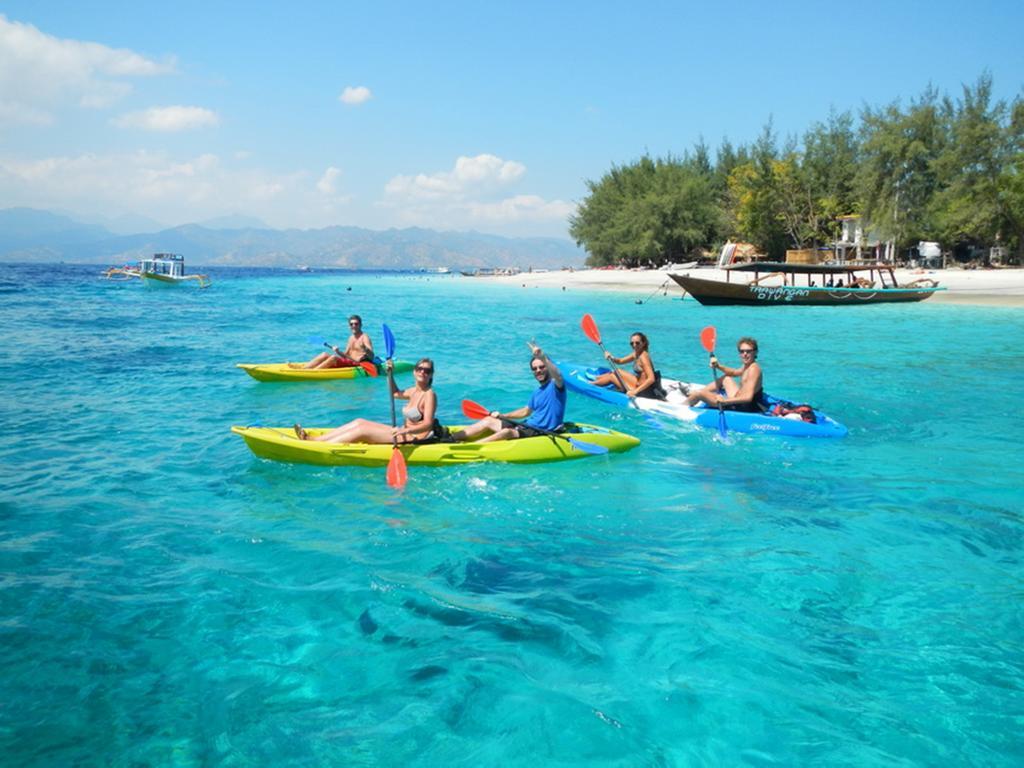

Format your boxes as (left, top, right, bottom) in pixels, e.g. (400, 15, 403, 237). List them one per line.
(834, 215, 896, 263)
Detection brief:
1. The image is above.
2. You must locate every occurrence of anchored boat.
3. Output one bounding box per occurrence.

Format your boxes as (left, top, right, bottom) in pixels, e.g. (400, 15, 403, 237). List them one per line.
(670, 262, 942, 306)
(231, 423, 640, 466)
(139, 253, 211, 288)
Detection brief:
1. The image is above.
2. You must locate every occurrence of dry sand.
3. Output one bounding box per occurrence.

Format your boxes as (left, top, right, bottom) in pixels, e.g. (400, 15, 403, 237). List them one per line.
(478, 266, 1024, 307)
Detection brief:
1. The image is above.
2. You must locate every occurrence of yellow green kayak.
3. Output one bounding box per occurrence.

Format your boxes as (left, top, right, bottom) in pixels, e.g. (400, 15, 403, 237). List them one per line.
(230, 423, 640, 466)
(236, 360, 414, 382)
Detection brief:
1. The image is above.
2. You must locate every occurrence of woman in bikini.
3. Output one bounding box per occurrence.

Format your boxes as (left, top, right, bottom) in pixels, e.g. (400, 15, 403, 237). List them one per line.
(293, 358, 443, 443)
(591, 332, 665, 399)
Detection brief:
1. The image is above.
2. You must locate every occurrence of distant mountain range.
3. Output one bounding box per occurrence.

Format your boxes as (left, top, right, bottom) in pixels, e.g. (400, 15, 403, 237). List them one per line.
(0, 207, 584, 269)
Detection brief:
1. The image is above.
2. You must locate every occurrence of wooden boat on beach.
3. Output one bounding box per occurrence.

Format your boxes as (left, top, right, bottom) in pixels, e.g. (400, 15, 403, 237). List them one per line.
(669, 262, 942, 306)
(139, 253, 211, 288)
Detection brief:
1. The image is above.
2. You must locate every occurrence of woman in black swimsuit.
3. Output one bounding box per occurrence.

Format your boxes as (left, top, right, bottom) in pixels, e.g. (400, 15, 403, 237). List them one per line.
(591, 332, 666, 400)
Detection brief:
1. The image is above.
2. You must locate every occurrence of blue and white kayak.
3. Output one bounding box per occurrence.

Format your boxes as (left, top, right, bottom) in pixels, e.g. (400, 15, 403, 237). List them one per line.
(560, 363, 848, 438)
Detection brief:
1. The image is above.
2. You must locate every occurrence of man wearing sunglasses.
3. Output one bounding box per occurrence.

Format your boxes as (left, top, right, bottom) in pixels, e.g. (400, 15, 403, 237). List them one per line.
(451, 342, 566, 443)
(300, 314, 375, 369)
(684, 336, 767, 413)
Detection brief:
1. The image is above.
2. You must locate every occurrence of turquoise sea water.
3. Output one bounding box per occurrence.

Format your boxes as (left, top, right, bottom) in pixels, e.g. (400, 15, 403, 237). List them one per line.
(1, 263, 1022, 766)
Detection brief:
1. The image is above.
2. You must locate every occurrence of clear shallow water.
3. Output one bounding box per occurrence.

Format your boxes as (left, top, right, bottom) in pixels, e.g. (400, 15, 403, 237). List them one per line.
(1, 263, 1022, 766)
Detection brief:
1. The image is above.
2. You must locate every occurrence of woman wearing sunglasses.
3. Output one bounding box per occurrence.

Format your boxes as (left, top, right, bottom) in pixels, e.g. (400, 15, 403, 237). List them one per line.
(293, 358, 444, 443)
(591, 332, 666, 400)
(684, 337, 767, 413)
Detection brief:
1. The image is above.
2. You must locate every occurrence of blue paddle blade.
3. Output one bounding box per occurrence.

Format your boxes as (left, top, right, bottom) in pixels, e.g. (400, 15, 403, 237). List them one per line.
(382, 323, 395, 359)
(718, 409, 728, 439)
(308, 334, 326, 347)
(568, 437, 609, 455)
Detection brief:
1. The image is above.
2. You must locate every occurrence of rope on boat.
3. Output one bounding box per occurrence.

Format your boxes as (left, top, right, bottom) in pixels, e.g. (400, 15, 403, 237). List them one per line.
(635, 279, 671, 305)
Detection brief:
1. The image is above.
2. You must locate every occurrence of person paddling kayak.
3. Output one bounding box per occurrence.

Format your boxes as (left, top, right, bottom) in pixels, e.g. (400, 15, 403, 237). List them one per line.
(295, 314, 374, 369)
(684, 336, 768, 412)
(294, 358, 444, 443)
(451, 343, 566, 443)
(590, 331, 666, 400)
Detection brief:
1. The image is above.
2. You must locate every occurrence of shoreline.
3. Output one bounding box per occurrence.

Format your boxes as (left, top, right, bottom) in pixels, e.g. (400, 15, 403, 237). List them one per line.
(476, 266, 1024, 307)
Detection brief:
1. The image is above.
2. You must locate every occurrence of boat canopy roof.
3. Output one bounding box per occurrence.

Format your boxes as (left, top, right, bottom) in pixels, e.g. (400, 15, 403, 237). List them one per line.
(725, 261, 892, 275)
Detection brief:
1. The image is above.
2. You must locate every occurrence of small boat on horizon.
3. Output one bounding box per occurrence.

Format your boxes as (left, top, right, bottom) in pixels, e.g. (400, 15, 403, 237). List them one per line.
(139, 253, 211, 288)
(670, 261, 942, 306)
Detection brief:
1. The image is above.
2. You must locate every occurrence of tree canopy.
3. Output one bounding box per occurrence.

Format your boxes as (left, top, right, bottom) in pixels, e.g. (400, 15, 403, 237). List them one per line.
(571, 74, 1024, 266)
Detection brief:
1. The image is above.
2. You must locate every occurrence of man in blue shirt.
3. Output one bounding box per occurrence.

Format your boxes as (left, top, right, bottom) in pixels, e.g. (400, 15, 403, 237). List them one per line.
(451, 342, 566, 443)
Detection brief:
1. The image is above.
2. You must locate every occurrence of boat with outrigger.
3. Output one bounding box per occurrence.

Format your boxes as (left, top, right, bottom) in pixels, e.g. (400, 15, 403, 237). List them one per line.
(139, 253, 210, 288)
(670, 261, 942, 306)
(102, 253, 210, 287)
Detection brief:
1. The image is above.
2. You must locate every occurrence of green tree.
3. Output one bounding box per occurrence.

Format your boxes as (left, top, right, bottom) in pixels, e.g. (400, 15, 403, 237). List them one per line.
(802, 109, 859, 244)
(930, 75, 1008, 255)
(1001, 95, 1024, 260)
(727, 123, 789, 258)
(570, 155, 723, 267)
(856, 88, 946, 249)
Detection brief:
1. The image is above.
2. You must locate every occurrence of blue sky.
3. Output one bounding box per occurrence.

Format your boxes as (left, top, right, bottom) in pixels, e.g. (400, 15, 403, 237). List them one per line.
(1, 1, 1021, 238)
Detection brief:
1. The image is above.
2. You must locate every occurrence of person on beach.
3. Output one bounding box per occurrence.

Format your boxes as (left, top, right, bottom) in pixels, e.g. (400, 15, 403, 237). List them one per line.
(590, 331, 666, 399)
(296, 314, 374, 369)
(684, 336, 768, 413)
(451, 343, 565, 443)
(293, 358, 444, 443)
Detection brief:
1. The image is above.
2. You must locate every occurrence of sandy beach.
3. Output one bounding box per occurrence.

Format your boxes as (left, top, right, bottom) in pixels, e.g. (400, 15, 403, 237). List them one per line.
(480, 266, 1024, 307)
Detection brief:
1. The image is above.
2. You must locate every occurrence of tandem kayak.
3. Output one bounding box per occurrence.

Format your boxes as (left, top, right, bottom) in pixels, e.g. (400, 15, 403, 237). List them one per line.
(236, 360, 414, 382)
(230, 423, 640, 466)
(560, 363, 848, 438)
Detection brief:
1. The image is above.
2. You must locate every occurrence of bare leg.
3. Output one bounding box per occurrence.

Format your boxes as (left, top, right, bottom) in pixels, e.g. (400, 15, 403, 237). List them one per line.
(591, 370, 638, 392)
(450, 416, 503, 442)
(298, 352, 332, 369)
(310, 418, 396, 444)
(686, 377, 729, 407)
(476, 426, 518, 443)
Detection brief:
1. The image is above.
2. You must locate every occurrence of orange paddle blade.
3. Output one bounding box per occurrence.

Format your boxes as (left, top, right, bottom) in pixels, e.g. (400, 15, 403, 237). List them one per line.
(386, 447, 408, 489)
(359, 361, 379, 377)
(700, 326, 717, 354)
(461, 399, 490, 420)
(581, 313, 602, 344)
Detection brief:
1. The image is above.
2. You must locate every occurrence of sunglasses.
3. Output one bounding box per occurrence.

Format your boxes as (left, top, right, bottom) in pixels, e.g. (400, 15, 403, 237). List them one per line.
(738, 348, 756, 354)
(630, 340, 643, 346)
(530, 365, 546, 372)
(415, 366, 433, 373)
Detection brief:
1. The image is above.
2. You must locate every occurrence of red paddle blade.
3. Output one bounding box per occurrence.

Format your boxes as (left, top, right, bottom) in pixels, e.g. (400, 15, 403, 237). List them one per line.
(461, 399, 490, 420)
(386, 447, 407, 488)
(581, 313, 602, 345)
(359, 361, 379, 377)
(700, 326, 717, 354)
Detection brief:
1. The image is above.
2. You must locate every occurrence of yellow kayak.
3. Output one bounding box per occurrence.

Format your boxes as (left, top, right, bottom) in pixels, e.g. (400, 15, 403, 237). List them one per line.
(230, 423, 640, 466)
(236, 360, 414, 382)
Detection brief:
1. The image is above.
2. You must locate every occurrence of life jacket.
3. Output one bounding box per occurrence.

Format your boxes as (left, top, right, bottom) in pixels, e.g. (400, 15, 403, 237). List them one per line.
(770, 401, 817, 423)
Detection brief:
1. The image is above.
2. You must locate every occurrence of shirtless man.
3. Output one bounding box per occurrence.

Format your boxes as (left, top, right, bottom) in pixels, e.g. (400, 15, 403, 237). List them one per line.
(300, 314, 375, 369)
(684, 336, 767, 413)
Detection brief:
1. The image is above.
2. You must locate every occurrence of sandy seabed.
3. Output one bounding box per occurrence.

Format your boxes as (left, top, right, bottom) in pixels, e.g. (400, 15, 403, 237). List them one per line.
(479, 266, 1024, 307)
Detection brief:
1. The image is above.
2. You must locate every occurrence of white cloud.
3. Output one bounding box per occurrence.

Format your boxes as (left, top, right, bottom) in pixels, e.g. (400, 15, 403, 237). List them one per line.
(0, 150, 360, 229)
(384, 154, 526, 201)
(380, 154, 573, 232)
(0, 14, 175, 125)
(113, 106, 219, 132)
(467, 195, 576, 222)
(317, 166, 342, 194)
(339, 86, 372, 105)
